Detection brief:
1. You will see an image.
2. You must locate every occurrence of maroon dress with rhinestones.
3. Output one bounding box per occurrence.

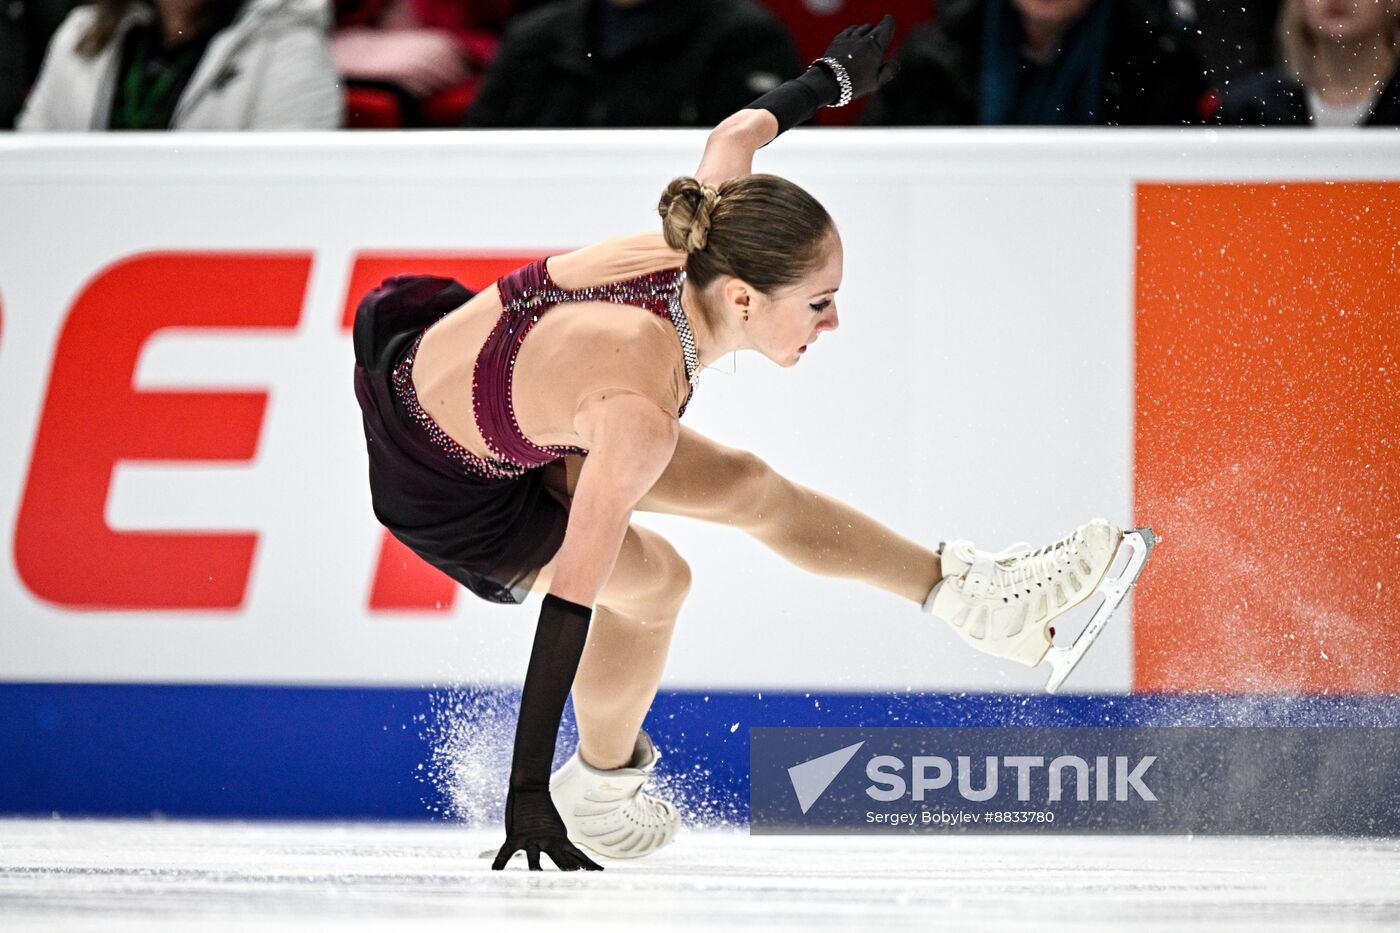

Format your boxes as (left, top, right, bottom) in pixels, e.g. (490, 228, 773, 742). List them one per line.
(352, 260, 687, 605)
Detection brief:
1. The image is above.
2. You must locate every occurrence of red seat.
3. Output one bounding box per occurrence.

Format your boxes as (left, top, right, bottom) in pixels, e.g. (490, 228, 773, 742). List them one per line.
(345, 86, 404, 129)
(424, 79, 483, 127)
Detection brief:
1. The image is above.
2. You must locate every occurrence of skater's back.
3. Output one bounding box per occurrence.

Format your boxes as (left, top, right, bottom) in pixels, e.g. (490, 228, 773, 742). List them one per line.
(410, 232, 691, 474)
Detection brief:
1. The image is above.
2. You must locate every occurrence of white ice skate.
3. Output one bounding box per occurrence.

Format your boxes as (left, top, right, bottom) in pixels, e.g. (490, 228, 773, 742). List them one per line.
(548, 729, 680, 860)
(923, 519, 1157, 693)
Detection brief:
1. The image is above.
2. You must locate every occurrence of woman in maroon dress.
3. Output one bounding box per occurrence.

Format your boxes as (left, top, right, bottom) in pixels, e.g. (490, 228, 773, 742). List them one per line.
(354, 15, 1138, 871)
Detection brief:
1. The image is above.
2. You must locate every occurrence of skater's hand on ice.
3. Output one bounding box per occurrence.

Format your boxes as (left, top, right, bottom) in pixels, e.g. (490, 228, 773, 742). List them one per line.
(820, 14, 899, 99)
(492, 788, 603, 871)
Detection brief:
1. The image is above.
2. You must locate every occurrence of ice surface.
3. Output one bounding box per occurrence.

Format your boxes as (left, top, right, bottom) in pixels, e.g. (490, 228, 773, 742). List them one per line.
(1, 819, 1397, 931)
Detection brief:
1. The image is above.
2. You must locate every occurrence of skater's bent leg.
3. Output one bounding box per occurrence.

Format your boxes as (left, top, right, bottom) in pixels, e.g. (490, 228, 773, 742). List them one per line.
(574, 524, 689, 770)
(629, 427, 940, 605)
(531, 510, 689, 771)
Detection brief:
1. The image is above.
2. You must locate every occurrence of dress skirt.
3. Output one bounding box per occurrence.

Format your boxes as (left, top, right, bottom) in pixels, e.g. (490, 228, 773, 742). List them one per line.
(352, 274, 569, 605)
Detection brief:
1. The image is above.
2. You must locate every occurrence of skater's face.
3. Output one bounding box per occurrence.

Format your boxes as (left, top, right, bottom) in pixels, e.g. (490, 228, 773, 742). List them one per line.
(747, 231, 843, 368)
(1301, 0, 1396, 43)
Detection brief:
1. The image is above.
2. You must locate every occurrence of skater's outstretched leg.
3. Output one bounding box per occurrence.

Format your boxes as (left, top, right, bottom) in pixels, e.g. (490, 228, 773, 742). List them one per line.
(545, 430, 1153, 691)
(551, 425, 943, 605)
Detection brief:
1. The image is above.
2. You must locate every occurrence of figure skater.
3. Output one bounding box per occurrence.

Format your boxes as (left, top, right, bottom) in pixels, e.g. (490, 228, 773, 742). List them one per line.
(351, 15, 1154, 872)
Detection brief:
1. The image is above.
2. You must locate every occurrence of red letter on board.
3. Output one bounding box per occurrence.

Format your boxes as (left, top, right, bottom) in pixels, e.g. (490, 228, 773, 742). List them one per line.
(15, 253, 309, 609)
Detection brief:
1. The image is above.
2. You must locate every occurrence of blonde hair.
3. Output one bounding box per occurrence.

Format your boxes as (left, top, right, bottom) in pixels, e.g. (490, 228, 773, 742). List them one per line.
(657, 174, 835, 296)
(1277, 0, 1400, 87)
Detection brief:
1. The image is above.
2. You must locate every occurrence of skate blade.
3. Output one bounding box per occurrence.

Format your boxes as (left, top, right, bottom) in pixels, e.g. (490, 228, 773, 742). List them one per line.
(1042, 526, 1158, 694)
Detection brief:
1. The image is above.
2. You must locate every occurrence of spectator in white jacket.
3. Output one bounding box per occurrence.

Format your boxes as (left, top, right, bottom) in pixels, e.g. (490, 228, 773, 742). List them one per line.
(18, 0, 344, 129)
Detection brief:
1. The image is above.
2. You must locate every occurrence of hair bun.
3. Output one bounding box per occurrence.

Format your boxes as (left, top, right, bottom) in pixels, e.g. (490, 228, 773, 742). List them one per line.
(658, 176, 721, 254)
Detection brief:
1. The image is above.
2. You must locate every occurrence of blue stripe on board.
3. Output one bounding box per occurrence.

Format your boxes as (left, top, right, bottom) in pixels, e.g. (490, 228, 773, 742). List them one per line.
(2, 684, 1398, 820)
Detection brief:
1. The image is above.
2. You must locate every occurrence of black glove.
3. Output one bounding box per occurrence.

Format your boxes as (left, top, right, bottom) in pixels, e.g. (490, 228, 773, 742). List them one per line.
(815, 14, 900, 102)
(492, 787, 602, 871)
(747, 14, 899, 134)
(490, 593, 604, 872)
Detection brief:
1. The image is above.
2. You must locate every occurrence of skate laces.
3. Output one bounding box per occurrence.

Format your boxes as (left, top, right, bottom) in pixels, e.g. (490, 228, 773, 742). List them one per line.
(965, 530, 1083, 596)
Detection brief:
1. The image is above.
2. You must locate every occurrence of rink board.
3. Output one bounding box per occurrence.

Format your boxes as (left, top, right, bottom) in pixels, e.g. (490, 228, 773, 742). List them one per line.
(4, 683, 1400, 820)
(0, 132, 1397, 818)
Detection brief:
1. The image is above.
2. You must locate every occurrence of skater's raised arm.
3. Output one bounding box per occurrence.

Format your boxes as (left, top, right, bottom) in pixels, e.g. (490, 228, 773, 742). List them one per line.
(550, 19, 898, 287)
(694, 109, 779, 187)
(695, 15, 900, 187)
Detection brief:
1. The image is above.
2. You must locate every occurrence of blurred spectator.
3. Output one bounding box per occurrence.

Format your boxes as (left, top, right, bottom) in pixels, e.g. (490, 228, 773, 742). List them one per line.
(1215, 0, 1399, 125)
(1, 0, 83, 127)
(1174, 0, 1283, 86)
(861, 0, 1210, 125)
(332, 0, 511, 105)
(17, 0, 343, 129)
(465, 0, 802, 127)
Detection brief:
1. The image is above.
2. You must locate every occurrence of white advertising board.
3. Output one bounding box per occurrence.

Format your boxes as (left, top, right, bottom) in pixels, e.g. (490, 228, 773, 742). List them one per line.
(1, 129, 1395, 693)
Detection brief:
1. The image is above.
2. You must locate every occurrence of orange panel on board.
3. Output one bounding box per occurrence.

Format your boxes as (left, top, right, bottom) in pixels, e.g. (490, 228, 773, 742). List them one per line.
(1134, 182, 1399, 693)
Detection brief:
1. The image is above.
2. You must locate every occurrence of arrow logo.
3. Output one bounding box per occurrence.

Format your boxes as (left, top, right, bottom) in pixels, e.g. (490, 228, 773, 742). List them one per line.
(787, 741, 865, 814)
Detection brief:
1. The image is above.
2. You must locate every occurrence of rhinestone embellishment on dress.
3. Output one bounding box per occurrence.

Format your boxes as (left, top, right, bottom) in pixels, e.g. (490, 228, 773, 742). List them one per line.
(391, 332, 527, 481)
(667, 272, 700, 390)
(399, 261, 695, 480)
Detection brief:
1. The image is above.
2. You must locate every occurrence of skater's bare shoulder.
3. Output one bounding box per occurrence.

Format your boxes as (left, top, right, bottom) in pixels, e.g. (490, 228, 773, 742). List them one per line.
(568, 314, 688, 420)
(547, 233, 684, 291)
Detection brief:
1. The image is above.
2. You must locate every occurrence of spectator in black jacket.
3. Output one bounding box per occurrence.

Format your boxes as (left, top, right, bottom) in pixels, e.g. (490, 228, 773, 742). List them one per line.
(861, 0, 1210, 126)
(0, 0, 82, 127)
(1215, 0, 1399, 126)
(464, 0, 801, 127)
